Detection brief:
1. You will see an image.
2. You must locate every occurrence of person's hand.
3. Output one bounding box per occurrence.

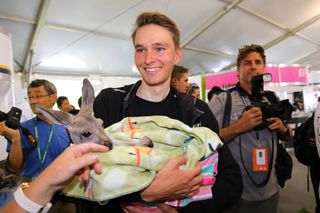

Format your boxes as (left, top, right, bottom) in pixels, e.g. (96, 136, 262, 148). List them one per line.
(0, 121, 19, 139)
(39, 143, 109, 190)
(267, 117, 292, 141)
(140, 156, 203, 202)
(266, 117, 287, 133)
(25, 143, 109, 205)
(238, 107, 263, 132)
(121, 202, 177, 213)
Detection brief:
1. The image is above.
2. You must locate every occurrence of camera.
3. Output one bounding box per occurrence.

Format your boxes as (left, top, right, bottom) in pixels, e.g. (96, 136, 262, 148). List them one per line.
(0, 107, 22, 129)
(247, 74, 293, 130)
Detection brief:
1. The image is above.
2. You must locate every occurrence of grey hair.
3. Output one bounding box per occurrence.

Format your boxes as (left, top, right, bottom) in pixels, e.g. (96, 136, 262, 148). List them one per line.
(28, 79, 57, 95)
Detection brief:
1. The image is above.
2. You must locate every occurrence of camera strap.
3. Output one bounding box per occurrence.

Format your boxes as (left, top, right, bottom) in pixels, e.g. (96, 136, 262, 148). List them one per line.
(222, 91, 231, 128)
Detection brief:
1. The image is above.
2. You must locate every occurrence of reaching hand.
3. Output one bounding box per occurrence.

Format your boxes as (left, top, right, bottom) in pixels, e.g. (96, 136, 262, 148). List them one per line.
(24, 143, 109, 205)
(140, 156, 203, 202)
(39, 143, 109, 191)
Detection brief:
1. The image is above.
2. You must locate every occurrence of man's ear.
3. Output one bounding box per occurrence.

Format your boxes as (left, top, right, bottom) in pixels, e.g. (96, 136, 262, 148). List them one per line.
(50, 93, 57, 106)
(171, 77, 177, 86)
(174, 47, 183, 64)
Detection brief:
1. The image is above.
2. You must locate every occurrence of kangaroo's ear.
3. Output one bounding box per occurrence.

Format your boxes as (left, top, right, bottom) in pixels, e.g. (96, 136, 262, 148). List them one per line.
(82, 79, 95, 108)
(34, 105, 75, 128)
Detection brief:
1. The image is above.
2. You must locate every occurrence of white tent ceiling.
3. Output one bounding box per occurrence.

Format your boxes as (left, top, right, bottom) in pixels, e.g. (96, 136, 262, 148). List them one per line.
(1, 0, 320, 80)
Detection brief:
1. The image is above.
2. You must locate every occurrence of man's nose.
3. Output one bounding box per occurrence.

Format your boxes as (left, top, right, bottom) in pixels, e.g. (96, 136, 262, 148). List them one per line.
(250, 63, 258, 69)
(145, 51, 155, 64)
(29, 98, 39, 105)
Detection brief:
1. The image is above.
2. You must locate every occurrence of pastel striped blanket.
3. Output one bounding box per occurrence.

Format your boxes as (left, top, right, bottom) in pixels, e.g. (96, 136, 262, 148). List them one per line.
(62, 116, 223, 207)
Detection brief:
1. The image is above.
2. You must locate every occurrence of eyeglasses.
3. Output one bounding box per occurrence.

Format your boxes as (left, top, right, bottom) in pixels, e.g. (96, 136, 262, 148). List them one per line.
(24, 95, 50, 101)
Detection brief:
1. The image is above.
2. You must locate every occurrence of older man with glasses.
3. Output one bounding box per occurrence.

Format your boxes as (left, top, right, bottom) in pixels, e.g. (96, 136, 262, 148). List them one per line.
(0, 79, 70, 179)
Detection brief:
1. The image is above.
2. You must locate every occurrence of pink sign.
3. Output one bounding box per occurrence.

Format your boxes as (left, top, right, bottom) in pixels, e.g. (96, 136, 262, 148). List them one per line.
(265, 66, 280, 83)
(279, 66, 308, 83)
(205, 65, 308, 89)
(205, 71, 238, 89)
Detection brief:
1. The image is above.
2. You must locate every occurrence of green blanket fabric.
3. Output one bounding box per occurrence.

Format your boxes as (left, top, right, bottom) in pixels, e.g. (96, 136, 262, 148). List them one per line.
(62, 116, 223, 202)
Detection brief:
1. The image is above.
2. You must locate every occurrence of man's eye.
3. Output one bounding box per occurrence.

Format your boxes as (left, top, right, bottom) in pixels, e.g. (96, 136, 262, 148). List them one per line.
(81, 132, 91, 138)
(156, 47, 165, 52)
(136, 48, 144, 53)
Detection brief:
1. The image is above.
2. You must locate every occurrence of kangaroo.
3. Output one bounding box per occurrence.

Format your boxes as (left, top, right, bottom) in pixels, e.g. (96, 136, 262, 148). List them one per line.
(35, 79, 152, 150)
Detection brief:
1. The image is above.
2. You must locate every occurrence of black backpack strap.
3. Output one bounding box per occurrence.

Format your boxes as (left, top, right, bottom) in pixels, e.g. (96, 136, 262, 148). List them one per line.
(222, 91, 232, 128)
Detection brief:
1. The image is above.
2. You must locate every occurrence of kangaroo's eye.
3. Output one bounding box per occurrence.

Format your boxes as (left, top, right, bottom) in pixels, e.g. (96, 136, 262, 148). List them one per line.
(81, 132, 91, 138)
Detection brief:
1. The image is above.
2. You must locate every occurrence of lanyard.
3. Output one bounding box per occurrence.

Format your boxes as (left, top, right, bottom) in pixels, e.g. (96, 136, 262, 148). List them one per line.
(34, 117, 55, 168)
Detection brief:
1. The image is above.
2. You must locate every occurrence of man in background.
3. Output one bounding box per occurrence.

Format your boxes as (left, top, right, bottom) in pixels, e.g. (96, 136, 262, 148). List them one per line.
(57, 96, 79, 115)
(171, 65, 190, 93)
(0, 79, 70, 178)
(209, 44, 292, 213)
(188, 83, 201, 99)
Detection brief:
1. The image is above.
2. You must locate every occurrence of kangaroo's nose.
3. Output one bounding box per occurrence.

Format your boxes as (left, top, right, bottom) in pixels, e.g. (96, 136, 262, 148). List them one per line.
(106, 142, 113, 150)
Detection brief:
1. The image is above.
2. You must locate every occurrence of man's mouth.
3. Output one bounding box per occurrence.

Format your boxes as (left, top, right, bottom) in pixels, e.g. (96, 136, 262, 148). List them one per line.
(145, 67, 160, 72)
(31, 106, 40, 113)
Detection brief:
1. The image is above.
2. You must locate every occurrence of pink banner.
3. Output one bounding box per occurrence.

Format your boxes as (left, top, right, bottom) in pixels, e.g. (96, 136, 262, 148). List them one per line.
(265, 66, 280, 83)
(280, 66, 308, 83)
(205, 65, 308, 89)
(205, 71, 238, 89)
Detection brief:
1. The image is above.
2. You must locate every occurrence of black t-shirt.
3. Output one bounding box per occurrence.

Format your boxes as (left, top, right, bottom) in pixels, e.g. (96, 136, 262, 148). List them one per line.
(125, 89, 181, 120)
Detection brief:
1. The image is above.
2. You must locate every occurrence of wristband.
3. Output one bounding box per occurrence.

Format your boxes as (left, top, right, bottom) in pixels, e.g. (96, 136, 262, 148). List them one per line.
(14, 186, 52, 213)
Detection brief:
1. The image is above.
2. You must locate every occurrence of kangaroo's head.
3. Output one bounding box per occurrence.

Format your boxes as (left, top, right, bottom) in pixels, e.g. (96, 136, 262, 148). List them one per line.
(35, 79, 113, 149)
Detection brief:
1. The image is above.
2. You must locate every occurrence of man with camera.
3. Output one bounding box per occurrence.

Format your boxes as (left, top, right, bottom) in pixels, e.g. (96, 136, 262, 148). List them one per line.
(0, 79, 70, 179)
(208, 44, 292, 213)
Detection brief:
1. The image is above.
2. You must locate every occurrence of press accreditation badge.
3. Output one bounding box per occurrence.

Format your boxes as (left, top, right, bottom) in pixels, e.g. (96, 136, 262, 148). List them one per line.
(252, 148, 268, 172)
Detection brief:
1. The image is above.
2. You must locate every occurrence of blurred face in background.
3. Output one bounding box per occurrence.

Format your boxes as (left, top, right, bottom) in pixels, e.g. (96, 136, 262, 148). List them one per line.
(171, 73, 189, 93)
(27, 86, 57, 115)
(59, 99, 74, 112)
(191, 88, 200, 99)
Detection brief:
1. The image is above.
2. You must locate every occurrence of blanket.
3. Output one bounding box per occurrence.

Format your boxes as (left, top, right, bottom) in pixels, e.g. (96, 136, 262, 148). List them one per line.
(62, 116, 223, 206)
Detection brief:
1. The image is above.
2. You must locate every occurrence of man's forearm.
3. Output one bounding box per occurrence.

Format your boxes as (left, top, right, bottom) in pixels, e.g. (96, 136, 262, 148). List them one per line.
(6, 135, 23, 174)
(278, 124, 292, 141)
(219, 121, 244, 143)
